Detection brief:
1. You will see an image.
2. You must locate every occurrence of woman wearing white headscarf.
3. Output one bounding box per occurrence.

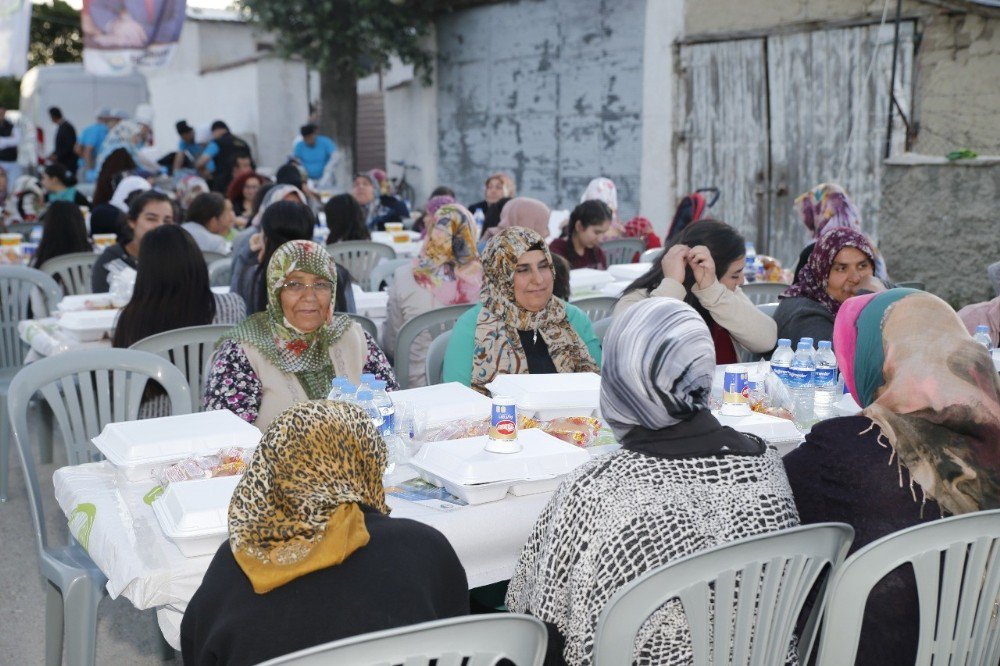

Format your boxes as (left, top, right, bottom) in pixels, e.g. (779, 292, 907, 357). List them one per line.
(506, 298, 799, 666)
(579, 176, 626, 239)
(109, 174, 152, 212)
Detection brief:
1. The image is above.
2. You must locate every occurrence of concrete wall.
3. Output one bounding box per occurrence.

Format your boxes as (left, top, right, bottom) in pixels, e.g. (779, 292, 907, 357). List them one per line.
(880, 154, 1000, 308)
(384, 49, 440, 205)
(433, 0, 647, 219)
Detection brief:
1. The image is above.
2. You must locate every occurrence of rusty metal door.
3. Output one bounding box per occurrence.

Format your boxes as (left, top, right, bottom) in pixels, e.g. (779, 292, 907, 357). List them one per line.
(674, 39, 770, 250)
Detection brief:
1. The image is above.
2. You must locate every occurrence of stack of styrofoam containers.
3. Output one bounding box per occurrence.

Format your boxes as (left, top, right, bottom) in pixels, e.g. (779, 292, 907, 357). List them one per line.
(151, 475, 242, 557)
(606, 262, 652, 282)
(55, 293, 115, 314)
(486, 372, 602, 420)
(410, 428, 589, 505)
(568, 268, 616, 297)
(58, 309, 120, 341)
(387, 382, 493, 428)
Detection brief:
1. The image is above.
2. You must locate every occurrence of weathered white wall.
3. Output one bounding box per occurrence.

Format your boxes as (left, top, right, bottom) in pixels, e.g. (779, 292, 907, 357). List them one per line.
(384, 45, 439, 204)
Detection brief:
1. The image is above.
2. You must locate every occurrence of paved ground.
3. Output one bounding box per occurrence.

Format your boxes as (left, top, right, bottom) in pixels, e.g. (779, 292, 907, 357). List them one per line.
(0, 419, 178, 664)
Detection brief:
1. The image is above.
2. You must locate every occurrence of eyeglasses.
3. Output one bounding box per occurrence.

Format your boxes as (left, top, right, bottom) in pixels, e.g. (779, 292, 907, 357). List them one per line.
(282, 280, 334, 295)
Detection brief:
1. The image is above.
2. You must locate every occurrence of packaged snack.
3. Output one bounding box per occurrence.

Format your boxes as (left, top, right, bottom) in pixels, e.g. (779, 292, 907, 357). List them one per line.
(542, 416, 602, 447)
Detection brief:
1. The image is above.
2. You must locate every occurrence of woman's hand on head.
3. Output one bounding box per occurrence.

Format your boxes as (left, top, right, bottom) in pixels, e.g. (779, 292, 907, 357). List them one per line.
(660, 244, 689, 285)
(687, 245, 717, 290)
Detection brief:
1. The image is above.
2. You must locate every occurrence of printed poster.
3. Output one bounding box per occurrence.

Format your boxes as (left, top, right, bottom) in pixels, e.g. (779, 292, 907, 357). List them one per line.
(0, 0, 32, 77)
(82, 0, 186, 75)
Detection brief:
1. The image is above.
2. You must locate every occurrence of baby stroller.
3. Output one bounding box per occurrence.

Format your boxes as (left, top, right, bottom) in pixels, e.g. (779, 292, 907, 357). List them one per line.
(666, 187, 719, 241)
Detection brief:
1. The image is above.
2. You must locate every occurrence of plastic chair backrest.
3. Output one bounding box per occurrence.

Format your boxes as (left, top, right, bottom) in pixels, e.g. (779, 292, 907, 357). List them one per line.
(425, 329, 452, 386)
(593, 523, 854, 666)
(335, 312, 378, 340)
(368, 257, 412, 292)
(259, 614, 547, 666)
(757, 302, 779, 319)
(815, 509, 1000, 666)
(0, 266, 63, 374)
(208, 257, 232, 288)
(38, 251, 98, 296)
(202, 250, 229, 266)
(592, 316, 613, 345)
(640, 248, 662, 263)
(129, 324, 232, 412)
(571, 295, 619, 323)
(741, 282, 789, 306)
(6, 348, 191, 555)
(394, 304, 471, 389)
(326, 241, 397, 287)
(600, 238, 646, 266)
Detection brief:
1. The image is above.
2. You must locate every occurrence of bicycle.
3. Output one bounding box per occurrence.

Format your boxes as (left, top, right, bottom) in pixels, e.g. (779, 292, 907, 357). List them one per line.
(390, 159, 420, 209)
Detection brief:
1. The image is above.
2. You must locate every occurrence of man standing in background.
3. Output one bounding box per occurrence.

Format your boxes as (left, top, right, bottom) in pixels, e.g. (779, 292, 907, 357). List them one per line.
(0, 108, 21, 184)
(76, 108, 116, 182)
(49, 107, 77, 170)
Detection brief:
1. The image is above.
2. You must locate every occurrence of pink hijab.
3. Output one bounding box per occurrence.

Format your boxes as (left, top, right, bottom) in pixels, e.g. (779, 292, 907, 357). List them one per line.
(832, 292, 879, 405)
(482, 196, 550, 243)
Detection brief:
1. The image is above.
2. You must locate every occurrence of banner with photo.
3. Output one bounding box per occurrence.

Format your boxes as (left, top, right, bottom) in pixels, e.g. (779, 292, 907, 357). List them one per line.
(82, 0, 186, 75)
(0, 0, 33, 77)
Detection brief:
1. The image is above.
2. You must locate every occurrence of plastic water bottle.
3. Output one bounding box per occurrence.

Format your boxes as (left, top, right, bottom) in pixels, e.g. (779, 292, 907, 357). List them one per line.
(371, 380, 394, 437)
(473, 208, 486, 234)
(745, 241, 756, 259)
(787, 341, 816, 430)
(338, 382, 357, 405)
(813, 341, 838, 421)
(355, 388, 385, 434)
(744, 256, 757, 283)
(326, 378, 343, 401)
(770, 339, 793, 383)
(973, 325, 993, 351)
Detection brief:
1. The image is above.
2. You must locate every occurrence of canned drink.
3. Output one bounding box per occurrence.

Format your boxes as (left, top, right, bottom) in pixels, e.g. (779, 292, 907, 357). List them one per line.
(489, 396, 517, 440)
(722, 365, 749, 405)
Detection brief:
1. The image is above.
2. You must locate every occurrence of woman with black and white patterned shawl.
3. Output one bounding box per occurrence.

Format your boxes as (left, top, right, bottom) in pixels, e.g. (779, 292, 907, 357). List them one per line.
(506, 297, 800, 665)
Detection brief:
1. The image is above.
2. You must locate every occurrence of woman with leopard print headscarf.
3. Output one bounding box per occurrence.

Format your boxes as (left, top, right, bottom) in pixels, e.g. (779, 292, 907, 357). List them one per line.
(441, 226, 602, 393)
(506, 298, 799, 665)
(205, 239, 397, 430)
(181, 401, 468, 664)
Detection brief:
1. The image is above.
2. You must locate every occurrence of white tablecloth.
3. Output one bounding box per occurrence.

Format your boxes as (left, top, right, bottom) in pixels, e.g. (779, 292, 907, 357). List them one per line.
(371, 231, 422, 258)
(53, 461, 556, 650)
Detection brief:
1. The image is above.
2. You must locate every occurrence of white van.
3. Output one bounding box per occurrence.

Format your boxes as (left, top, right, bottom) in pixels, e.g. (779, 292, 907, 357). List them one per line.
(18, 64, 148, 169)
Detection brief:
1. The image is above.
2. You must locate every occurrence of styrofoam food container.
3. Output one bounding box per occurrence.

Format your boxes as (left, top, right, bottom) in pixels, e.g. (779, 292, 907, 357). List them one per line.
(714, 410, 802, 448)
(390, 382, 492, 427)
(485, 372, 601, 419)
(835, 392, 862, 417)
(607, 262, 652, 281)
(93, 410, 262, 482)
(152, 475, 240, 557)
(569, 268, 616, 292)
(56, 293, 115, 313)
(600, 281, 631, 298)
(411, 428, 589, 486)
(58, 308, 119, 341)
(352, 287, 389, 317)
(411, 468, 511, 505)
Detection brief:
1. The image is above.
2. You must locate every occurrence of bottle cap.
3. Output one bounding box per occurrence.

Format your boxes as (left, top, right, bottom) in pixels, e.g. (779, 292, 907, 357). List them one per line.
(796, 341, 811, 351)
(372, 379, 387, 390)
(818, 340, 832, 349)
(800, 337, 814, 346)
(777, 338, 791, 346)
(341, 382, 356, 393)
(976, 325, 989, 333)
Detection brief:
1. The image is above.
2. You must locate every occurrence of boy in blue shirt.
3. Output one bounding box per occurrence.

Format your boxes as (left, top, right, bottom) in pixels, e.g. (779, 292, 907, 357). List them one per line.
(292, 123, 336, 180)
(77, 108, 114, 182)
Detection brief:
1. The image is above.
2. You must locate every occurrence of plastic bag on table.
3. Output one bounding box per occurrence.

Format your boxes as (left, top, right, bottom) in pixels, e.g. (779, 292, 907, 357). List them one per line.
(150, 447, 253, 489)
(107, 261, 137, 307)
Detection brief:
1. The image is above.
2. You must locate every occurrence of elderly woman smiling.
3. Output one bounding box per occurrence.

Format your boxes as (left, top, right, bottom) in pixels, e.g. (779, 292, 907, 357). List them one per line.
(442, 227, 601, 393)
(205, 240, 397, 429)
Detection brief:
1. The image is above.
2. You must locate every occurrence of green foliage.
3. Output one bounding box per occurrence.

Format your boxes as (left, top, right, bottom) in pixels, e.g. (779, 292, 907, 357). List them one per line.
(0, 78, 18, 108)
(237, 0, 454, 82)
(29, 0, 83, 68)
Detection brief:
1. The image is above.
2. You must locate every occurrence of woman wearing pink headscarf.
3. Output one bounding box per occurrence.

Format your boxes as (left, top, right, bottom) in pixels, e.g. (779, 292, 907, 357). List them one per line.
(480, 196, 551, 245)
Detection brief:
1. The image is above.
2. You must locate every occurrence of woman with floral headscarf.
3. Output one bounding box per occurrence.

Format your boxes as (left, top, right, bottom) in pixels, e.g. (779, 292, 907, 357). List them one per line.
(181, 401, 468, 664)
(507, 298, 798, 665)
(442, 226, 601, 393)
(783, 289, 1000, 665)
(774, 227, 887, 345)
(351, 169, 410, 231)
(384, 203, 483, 387)
(205, 240, 396, 430)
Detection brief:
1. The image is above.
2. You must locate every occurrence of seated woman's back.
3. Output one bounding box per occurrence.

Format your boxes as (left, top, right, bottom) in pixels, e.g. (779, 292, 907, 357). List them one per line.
(181, 401, 468, 665)
(506, 298, 798, 666)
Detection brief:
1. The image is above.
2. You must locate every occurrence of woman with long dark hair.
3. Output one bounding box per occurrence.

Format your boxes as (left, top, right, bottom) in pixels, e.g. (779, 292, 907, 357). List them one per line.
(31, 202, 92, 273)
(92, 148, 138, 206)
(91, 190, 173, 293)
(41, 164, 90, 208)
(323, 193, 370, 243)
(615, 219, 776, 363)
(548, 199, 611, 270)
(112, 225, 245, 349)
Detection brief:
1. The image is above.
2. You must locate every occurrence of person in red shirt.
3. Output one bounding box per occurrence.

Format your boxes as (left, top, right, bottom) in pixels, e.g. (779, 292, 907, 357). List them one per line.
(548, 200, 611, 270)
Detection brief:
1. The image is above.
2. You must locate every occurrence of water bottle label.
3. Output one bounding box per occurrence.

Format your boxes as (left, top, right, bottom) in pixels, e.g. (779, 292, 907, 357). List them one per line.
(770, 364, 789, 381)
(814, 368, 837, 386)
(785, 367, 813, 388)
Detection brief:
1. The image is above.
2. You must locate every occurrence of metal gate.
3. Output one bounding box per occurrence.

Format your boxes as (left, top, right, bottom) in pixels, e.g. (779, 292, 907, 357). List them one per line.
(674, 22, 915, 265)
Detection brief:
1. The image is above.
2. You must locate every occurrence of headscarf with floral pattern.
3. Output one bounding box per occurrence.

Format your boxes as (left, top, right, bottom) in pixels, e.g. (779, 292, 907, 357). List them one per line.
(780, 227, 878, 316)
(412, 203, 483, 305)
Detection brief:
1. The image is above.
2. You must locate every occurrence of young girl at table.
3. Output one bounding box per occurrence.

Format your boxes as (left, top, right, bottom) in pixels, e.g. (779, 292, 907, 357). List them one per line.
(614, 219, 775, 363)
(548, 200, 611, 270)
(31, 202, 92, 279)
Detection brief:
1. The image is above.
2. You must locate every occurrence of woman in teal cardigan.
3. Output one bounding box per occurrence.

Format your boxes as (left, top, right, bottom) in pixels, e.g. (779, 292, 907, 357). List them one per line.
(442, 227, 601, 392)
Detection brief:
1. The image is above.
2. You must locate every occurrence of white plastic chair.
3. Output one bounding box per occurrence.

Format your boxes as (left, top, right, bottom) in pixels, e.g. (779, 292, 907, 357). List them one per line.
(368, 257, 411, 292)
(259, 614, 547, 666)
(38, 252, 98, 296)
(394, 304, 471, 389)
(600, 238, 645, 266)
(425, 329, 452, 386)
(6, 348, 191, 666)
(815, 509, 1000, 666)
(129, 324, 233, 412)
(571, 295, 619, 323)
(335, 312, 378, 340)
(741, 282, 789, 306)
(592, 316, 613, 345)
(0, 265, 63, 501)
(640, 248, 662, 263)
(593, 523, 854, 666)
(202, 250, 229, 266)
(327, 241, 397, 288)
(208, 257, 232, 288)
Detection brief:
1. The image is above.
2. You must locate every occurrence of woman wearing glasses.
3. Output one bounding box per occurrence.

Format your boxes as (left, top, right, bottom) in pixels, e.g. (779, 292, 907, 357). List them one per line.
(205, 240, 397, 430)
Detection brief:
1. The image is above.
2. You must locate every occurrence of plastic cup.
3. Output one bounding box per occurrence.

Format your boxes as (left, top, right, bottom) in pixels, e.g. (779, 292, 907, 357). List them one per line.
(93, 233, 117, 249)
(384, 222, 404, 233)
(0, 233, 22, 247)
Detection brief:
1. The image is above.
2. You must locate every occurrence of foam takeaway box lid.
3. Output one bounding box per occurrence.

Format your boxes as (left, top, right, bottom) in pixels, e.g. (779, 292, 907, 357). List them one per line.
(56, 293, 114, 313)
(389, 382, 492, 427)
(607, 262, 652, 281)
(58, 308, 120, 341)
(93, 410, 262, 473)
(152, 475, 240, 557)
(569, 268, 616, 291)
(410, 428, 589, 486)
(714, 411, 803, 447)
(486, 373, 601, 414)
